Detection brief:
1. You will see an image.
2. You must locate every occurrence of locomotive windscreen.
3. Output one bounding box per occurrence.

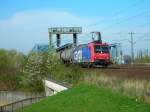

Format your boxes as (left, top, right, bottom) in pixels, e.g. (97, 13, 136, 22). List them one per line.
(94, 45, 109, 53)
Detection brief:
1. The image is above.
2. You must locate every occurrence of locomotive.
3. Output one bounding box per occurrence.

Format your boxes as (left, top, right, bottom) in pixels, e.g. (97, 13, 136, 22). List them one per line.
(57, 41, 111, 67)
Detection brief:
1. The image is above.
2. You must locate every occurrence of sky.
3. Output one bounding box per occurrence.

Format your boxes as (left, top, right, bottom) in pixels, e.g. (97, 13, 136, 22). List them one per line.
(0, 0, 150, 55)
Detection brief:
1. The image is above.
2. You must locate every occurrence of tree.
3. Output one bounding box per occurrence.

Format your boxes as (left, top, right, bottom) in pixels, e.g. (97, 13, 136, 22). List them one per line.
(0, 49, 25, 90)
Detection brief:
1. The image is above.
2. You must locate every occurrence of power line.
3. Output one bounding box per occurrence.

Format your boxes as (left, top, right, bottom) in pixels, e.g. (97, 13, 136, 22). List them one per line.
(81, 9, 150, 40)
(135, 32, 150, 42)
(111, 21, 150, 35)
(105, 21, 150, 43)
(136, 21, 150, 27)
(85, 0, 144, 28)
(112, 32, 150, 43)
(100, 9, 150, 31)
(81, 1, 149, 42)
(110, 0, 144, 16)
(78, 0, 150, 44)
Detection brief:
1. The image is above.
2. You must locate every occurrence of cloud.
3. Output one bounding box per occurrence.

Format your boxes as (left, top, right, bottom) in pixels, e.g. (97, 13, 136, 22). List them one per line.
(0, 10, 96, 29)
(0, 10, 149, 55)
(0, 10, 96, 53)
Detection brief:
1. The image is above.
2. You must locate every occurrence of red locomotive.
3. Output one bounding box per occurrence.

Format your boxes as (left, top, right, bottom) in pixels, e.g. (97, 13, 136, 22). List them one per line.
(72, 41, 111, 67)
(87, 41, 110, 66)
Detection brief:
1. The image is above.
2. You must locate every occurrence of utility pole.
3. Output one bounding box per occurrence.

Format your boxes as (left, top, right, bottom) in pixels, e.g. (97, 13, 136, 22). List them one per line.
(128, 32, 136, 65)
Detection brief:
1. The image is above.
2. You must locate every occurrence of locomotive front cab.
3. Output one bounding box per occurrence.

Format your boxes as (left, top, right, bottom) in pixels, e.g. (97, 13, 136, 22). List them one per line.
(90, 42, 111, 66)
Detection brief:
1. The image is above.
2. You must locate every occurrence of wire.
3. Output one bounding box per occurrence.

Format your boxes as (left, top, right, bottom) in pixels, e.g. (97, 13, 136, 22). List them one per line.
(109, 32, 150, 47)
(81, 14, 150, 45)
(75, 0, 144, 38)
(79, 0, 149, 43)
(135, 21, 150, 27)
(100, 9, 150, 31)
(103, 16, 150, 38)
(85, 0, 144, 28)
(135, 33, 150, 42)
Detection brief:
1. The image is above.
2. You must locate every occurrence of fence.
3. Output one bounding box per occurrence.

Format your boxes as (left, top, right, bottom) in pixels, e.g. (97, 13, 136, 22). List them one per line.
(0, 96, 45, 112)
(0, 91, 44, 106)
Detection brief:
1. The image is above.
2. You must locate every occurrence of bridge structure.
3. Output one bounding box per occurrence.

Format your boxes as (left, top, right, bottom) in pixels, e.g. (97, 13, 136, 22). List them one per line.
(48, 27, 82, 48)
(31, 44, 49, 52)
(43, 78, 69, 96)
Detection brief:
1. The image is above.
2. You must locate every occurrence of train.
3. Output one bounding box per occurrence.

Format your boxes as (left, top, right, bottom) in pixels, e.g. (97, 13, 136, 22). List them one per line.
(56, 40, 111, 67)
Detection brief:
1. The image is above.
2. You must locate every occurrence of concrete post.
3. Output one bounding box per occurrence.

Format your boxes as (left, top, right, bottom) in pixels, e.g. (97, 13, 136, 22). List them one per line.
(73, 33, 77, 46)
(49, 33, 53, 48)
(56, 34, 61, 47)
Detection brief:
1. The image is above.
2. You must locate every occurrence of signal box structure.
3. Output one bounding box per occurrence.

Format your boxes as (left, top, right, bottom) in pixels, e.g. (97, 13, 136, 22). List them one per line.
(48, 27, 82, 48)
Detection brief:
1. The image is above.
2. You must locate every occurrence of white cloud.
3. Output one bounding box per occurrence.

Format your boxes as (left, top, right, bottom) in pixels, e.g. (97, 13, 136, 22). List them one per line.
(0, 10, 96, 53)
(1, 10, 97, 29)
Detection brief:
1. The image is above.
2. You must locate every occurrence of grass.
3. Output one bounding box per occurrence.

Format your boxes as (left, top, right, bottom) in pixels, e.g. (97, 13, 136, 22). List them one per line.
(20, 84, 150, 112)
(84, 73, 150, 102)
(135, 56, 150, 63)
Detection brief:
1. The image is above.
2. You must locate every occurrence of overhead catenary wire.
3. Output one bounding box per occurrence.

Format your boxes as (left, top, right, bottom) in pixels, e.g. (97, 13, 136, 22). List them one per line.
(112, 32, 150, 45)
(100, 9, 150, 32)
(77, 0, 144, 39)
(110, 20, 150, 35)
(85, 0, 144, 28)
(135, 32, 150, 42)
(79, 1, 149, 42)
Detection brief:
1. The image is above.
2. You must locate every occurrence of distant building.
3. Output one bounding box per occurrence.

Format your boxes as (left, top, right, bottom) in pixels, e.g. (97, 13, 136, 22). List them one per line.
(110, 43, 124, 64)
(124, 55, 131, 64)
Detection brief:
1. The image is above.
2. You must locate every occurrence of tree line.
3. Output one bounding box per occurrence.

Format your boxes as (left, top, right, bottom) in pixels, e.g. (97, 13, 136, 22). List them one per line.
(0, 49, 83, 92)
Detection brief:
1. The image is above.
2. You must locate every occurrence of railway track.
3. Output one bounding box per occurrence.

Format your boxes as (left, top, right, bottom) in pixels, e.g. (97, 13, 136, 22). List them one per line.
(87, 64, 150, 70)
(82, 64, 150, 79)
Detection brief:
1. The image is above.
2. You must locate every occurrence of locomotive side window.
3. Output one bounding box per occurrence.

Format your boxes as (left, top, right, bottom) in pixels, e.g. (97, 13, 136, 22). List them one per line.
(94, 45, 109, 53)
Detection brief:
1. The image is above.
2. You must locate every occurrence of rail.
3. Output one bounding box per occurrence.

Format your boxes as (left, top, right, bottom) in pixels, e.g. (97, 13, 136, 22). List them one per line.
(0, 96, 45, 112)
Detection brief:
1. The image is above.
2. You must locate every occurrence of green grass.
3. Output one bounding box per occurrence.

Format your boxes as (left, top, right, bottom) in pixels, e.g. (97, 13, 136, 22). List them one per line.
(21, 84, 150, 112)
(134, 56, 150, 63)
